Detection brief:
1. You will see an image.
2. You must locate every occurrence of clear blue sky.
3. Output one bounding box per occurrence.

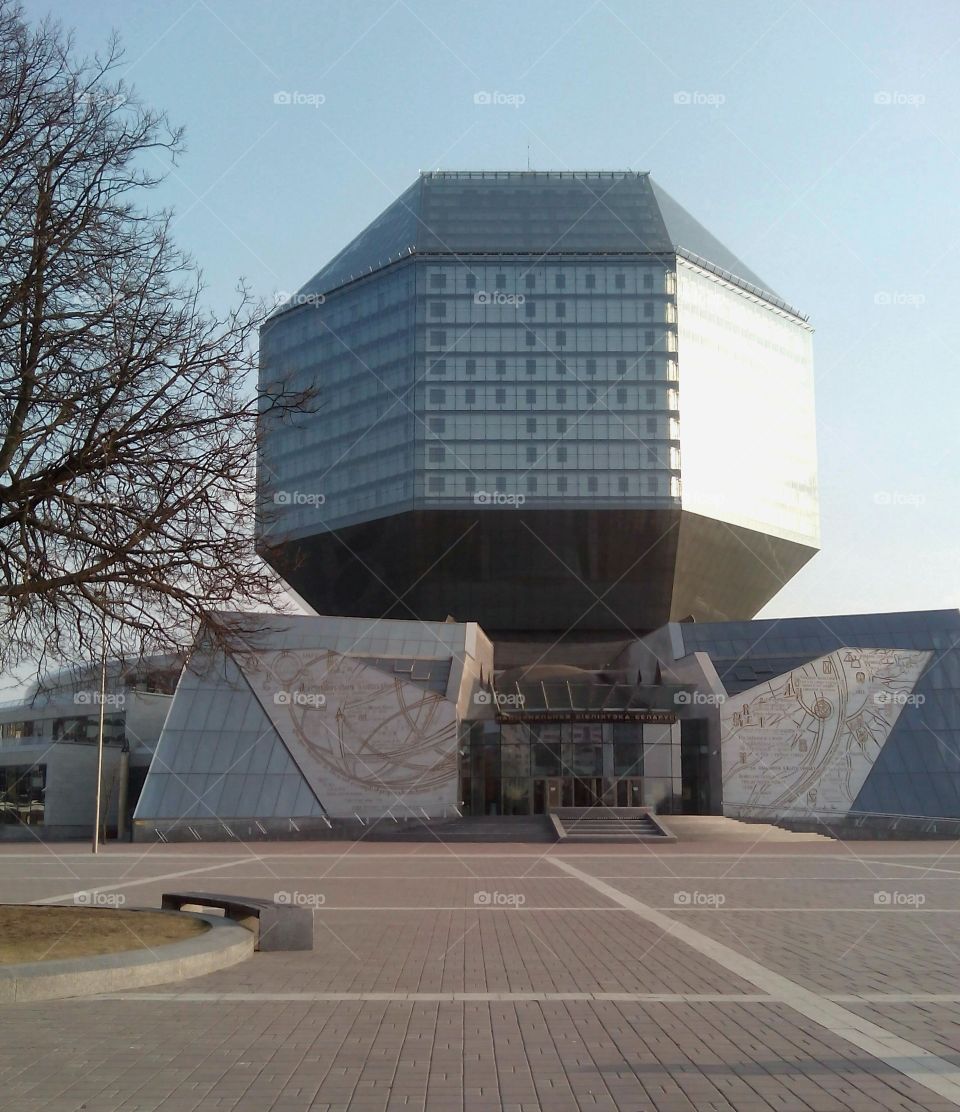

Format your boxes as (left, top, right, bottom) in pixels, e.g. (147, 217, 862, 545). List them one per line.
(25, 0, 960, 620)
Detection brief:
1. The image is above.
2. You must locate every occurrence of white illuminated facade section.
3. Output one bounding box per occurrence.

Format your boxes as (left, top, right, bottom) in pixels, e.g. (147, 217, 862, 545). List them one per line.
(676, 260, 819, 547)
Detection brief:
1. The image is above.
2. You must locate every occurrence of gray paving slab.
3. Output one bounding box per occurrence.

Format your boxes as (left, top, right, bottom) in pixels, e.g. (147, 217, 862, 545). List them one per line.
(1, 840, 959, 1110)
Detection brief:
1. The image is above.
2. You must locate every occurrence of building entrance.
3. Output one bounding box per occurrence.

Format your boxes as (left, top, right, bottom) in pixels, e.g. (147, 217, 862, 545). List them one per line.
(531, 777, 608, 812)
(531, 776, 643, 814)
(532, 778, 562, 813)
(615, 778, 644, 807)
(461, 720, 688, 817)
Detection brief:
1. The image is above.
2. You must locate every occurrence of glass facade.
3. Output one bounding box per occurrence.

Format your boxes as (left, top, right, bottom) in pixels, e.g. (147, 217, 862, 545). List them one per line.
(134, 648, 325, 821)
(1, 720, 36, 740)
(0, 763, 45, 826)
(0, 714, 126, 748)
(414, 172, 671, 254)
(51, 715, 125, 744)
(414, 258, 680, 509)
(295, 171, 784, 297)
(298, 179, 421, 297)
(257, 170, 820, 631)
(261, 255, 682, 532)
(675, 260, 819, 547)
(460, 719, 682, 816)
(258, 169, 812, 539)
(259, 262, 417, 536)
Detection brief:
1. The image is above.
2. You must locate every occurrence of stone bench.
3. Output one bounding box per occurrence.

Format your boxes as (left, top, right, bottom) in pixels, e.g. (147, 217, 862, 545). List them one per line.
(161, 891, 314, 951)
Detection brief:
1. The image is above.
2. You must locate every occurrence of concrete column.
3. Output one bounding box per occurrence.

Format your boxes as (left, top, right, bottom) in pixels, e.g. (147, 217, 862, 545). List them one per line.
(117, 748, 130, 841)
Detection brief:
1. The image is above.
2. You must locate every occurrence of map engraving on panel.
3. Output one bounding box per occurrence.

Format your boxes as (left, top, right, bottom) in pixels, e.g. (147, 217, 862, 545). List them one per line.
(721, 648, 930, 816)
(236, 648, 458, 817)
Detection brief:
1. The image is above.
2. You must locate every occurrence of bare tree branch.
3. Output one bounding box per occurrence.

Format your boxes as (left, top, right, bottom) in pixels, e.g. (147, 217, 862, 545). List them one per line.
(0, 2, 316, 671)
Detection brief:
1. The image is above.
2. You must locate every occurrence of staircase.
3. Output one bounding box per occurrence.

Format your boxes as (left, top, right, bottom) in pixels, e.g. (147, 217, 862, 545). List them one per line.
(326, 809, 681, 844)
(551, 806, 676, 843)
(664, 815, 833, 843)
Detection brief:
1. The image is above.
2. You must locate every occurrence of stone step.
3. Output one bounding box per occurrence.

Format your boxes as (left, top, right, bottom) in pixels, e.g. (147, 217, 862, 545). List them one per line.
(562, 821, 659, 830)
(549, 806, 676, 842)
(373, 816, 557, 844)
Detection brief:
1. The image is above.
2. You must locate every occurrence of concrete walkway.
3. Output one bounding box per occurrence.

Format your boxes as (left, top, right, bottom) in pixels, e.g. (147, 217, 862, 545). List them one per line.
(1, 836, 959, 1110)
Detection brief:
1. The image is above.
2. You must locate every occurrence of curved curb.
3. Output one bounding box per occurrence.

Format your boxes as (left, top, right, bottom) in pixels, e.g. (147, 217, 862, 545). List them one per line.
(0, 909, 254, 1004)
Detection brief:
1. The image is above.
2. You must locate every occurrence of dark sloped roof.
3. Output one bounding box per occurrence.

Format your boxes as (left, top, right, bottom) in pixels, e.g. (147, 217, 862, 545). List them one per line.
(292, 171, 778, 302)
(414, 172, 671, 254)
(648, 177, 775, 294)
(299, 178, 421, 297)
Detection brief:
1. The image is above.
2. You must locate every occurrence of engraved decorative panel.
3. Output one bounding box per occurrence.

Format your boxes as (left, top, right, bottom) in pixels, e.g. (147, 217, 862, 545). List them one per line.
(721, 648, 930, 816)
(236, 648, 458, 818)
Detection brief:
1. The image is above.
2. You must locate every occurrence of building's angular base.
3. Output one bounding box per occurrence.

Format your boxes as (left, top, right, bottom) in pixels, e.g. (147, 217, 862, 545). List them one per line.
(266, 508, 817, 636)
(125, 609, 960, 839)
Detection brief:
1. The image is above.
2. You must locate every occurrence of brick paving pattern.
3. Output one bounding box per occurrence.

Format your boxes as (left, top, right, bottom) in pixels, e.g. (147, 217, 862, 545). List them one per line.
(0, 839, 958, 1110)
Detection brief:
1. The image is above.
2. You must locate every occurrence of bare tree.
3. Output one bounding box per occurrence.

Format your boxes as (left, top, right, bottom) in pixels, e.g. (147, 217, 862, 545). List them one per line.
(0, 2, 309, 673)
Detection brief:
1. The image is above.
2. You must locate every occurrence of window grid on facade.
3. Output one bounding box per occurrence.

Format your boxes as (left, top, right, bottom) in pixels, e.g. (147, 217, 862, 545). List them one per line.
(263, 255, 683, 520)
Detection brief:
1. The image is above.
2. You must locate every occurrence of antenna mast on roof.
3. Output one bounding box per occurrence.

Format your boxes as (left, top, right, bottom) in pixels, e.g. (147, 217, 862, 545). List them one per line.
(527, 144, 531, 171)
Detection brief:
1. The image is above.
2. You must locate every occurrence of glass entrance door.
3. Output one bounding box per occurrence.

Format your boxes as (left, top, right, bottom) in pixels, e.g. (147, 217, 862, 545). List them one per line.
(546, 778, 562, 811)
(533, 778, 565, 814)
(573, 777, 603, 807)
(616, 778, 644, 807)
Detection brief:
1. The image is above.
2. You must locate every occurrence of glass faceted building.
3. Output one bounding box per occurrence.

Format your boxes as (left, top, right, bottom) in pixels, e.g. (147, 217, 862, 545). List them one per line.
(258, 171, 819, 637)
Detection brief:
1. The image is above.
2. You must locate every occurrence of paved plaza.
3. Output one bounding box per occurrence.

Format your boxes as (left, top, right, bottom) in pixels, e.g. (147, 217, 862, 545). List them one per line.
(2, 834, 960, 1111)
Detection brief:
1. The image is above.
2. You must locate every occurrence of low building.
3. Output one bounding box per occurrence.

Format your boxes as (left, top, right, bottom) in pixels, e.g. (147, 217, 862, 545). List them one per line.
(0, 657, 179, 839)
(128, 609, 960, 841)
